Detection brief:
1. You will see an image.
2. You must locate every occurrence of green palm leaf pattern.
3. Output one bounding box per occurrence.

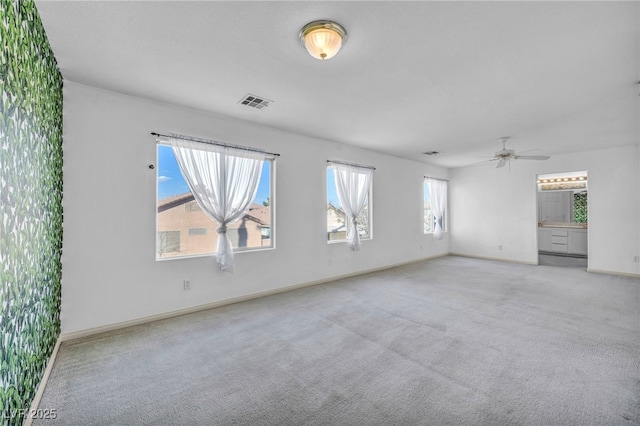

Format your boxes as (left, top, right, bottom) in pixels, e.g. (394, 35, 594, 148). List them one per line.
(1, 1, 63, 424)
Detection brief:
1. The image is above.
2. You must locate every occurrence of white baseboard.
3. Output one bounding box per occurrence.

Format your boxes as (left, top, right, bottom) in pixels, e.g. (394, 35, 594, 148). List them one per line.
(587, 268, 640, 278)
(60, 254, 448, 342)
(450, 252, 538, 266)
(24, 337, 62, 426)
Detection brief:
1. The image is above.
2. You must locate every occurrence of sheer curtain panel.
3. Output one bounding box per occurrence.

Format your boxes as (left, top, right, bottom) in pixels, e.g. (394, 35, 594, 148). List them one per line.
(426, 178, 447, 240)
(333, 163, 373, 251)
(168, 137, 264, 272)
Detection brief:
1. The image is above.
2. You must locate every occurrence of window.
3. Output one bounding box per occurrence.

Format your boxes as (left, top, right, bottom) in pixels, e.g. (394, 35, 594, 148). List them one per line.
(188, 228, 207, 236)
(156, 144, 274, 259)
(260, 226, 271, 239)
(424, 179, 446, 234)
(157, 231, 180, 254)
(326, 165, 372, 242)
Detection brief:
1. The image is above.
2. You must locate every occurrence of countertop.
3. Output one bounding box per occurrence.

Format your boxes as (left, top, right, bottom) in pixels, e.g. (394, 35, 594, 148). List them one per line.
(538, 222, 588, 229)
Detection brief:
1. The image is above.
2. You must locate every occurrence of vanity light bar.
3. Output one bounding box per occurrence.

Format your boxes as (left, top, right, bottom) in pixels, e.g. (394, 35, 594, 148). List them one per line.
(537, 176, 587, 184)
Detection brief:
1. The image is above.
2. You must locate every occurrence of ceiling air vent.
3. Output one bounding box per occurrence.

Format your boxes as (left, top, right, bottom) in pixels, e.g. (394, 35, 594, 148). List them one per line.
(239, 94, 273, 110)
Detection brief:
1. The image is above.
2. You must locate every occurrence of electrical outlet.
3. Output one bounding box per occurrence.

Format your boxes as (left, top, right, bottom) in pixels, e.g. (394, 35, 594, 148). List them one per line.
(183, 279, 191, 290)
(633, 256, 640, 263)
(498, 245, 503, 250)
(328, 258, 332, 266)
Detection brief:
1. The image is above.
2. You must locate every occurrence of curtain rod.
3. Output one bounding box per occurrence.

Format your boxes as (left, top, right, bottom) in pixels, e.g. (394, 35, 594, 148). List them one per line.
(327, 160, 376, 170)
(424, 176, 449, 182)
(151, 132, 280, 157)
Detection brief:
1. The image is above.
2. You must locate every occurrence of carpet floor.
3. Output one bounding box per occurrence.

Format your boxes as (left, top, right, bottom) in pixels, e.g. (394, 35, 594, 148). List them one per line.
(35, 256, 639, 425)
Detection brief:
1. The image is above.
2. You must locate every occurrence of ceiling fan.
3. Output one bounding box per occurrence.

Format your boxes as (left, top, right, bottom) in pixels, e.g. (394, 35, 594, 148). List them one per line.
(492, 137, 550, 168)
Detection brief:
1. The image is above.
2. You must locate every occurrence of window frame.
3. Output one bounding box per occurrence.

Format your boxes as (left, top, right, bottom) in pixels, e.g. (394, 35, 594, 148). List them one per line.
(326, 164, 373, 244)
(155, 142, 276, 261)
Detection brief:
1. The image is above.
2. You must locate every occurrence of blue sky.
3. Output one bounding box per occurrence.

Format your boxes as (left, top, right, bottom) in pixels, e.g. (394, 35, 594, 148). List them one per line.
(326, 168, 340, 206)
(423, 180, 431, 203)
(157, 145, 271, 204)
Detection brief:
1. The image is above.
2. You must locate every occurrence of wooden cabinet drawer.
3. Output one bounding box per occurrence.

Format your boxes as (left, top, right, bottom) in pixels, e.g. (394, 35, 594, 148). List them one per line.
(550, 229, 569, 237)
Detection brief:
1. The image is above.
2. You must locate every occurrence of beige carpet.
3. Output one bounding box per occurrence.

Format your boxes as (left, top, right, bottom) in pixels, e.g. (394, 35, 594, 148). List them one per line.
(35, 256, 639, 425)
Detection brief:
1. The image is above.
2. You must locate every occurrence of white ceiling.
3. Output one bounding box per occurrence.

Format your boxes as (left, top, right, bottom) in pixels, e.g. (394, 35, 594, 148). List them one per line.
(36, 1, 639, 168)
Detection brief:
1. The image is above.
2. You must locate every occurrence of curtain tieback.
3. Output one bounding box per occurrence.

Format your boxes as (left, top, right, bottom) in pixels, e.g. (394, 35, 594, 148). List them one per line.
(217, 225, 228, 235)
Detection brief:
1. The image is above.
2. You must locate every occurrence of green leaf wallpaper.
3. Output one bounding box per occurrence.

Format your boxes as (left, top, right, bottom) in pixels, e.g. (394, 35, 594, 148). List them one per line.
(0, 0, 63, 424)
(573, 192, 588, 224)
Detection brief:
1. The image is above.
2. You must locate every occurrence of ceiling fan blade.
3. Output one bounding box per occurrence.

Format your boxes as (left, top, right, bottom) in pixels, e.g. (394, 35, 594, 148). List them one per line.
(469, 158, 500, 167)
(517, 148, 543, 155)
(496, 158, 507, 168)
(514, 155, 550, 160)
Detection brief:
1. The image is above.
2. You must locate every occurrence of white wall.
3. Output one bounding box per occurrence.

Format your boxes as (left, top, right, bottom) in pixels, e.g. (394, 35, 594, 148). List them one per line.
(449, 145, 640, 276)
(61, 82, 450, 335)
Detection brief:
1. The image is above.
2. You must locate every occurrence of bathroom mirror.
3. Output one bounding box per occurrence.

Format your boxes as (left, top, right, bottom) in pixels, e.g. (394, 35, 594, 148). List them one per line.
(537, 190, 587, 224)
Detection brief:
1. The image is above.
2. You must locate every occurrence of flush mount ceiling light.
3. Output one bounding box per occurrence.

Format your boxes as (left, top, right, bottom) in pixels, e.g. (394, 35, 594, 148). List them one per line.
(299, 20, 347, 60)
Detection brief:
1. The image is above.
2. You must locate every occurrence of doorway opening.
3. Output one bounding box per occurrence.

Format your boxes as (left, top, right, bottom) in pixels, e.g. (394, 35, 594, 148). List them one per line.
(536, 171, 588, 269)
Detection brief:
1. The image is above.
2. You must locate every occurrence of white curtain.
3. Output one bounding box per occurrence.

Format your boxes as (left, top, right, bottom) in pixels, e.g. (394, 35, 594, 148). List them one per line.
(427, 178, 447, 240)
(168, 137, 263, 272)
(333, 163, 373, 251)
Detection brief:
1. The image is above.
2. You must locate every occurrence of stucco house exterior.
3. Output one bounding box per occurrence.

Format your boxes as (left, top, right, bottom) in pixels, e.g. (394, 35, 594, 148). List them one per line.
(157, 193, 271, 258)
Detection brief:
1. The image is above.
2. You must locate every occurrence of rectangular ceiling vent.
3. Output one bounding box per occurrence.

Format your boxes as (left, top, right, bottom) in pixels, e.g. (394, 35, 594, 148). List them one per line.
(239, 94, 273, 110)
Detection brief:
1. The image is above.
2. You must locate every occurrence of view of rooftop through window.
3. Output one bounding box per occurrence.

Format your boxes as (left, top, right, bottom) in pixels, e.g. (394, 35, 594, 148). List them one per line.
(156, 144, 273, 259)
(326, 166, 371, 242)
